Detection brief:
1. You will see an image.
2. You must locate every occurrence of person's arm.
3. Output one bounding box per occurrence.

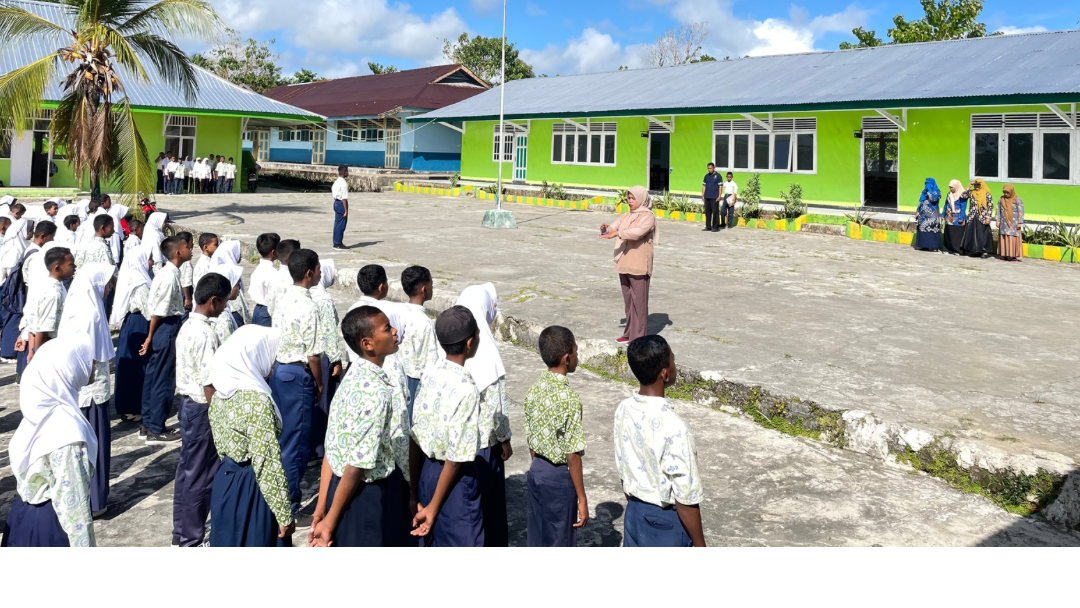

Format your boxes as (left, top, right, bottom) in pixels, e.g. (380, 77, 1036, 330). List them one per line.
(311, 464, 365, 546)
(140, 315, 163, 356)
(247, 394, 295, 536)
(28, 331, 48, 362)
(203, 385, 216, 404)
(618, 212, 657, 240)
(411, 460, 460, 536)
(408, 438, 423, 516)
(308, 354, 324, 401)
(303, 307, 324, 399)
(701, 182, 706, 200)
(309, 457, 334, 546)
(182, 286, 193, 310)
(675, 502, 706, 547)
(567, 452, 589, 529)
(342, 197, 348, 218)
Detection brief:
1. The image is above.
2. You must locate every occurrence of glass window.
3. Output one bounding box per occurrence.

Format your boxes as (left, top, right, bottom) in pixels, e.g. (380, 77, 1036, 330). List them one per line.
(773, 134, 791, 171)
(604, 134, 616, 164)
(1007, 132, 1034, 179)
(714, 134, 729, 168)
(753, 134, 770, 170)
(796, 134, 814, 171)
(576, 134, 587, 163)
(973, 132, 999, 177)
(733, 134, 749, 169)
(1042, 132, 1071, 181)
(590, 134, 601, 164)
(564, 133, 574, 162)
(552, 134, 563, 162)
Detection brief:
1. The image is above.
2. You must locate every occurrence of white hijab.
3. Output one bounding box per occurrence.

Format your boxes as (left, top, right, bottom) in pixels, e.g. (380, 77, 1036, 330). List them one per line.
(2, 218, 30, 260)
(310, 259, 335, 303)
(0, 194, 14, 207)
(211, 239, 241, 268)
(110, 244, 153, 325)
(454, 283, 505, 391)
(106, 203, 128, 260)
(28, 241, 63, 287)
(59, 262, 116, 362)
(144, 212, 168, 264)
(8, 336, 98, 476)
(211, 325, 281, 418)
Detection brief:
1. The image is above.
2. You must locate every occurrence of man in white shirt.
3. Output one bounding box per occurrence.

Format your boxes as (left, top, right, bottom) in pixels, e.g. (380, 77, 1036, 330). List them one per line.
(332, 165, 349, 249)
(720, 171, 739, 230)
(223, 157, 237, 193)
(165, 155, 180, 196)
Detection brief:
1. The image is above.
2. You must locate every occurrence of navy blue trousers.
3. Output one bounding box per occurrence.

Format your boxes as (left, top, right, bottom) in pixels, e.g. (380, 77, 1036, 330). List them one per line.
(333, 200, 347, 246)
(15, 343, 28, 378)
(114, 313, 149, 418)
(623, 497, 692, 547)
(406, 376, 421, 422)
(81, 399, 111, 513)
(141, 315, 181, 434)
(209, 457, 279, 547)
(251, 304, 271, 328)
(270, 362, 315, 515)
(419, 456, 483, 547)
(326, 468, 406, 547)
(476, 445, 509, 547)
(1, 496, 69, 547)
(311, 354, 335, 458)
(527, 456, 578, 547)
(173, 396, 219, 546)
(0, 308, 21, 358)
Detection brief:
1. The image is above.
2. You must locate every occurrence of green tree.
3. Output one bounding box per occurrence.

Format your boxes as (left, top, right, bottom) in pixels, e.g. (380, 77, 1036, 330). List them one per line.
(0, 0, 222, 202)
(367, 62, 398, 75)
(442, 32, 534, 85)
(840, 0, 990, 49)
(289, 68, 324, 83)
(190, 28, 282, 93)
(691, 54, 717, 63)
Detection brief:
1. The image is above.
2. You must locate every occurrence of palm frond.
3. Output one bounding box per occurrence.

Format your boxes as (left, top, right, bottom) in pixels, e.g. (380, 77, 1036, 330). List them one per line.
(52, 88, 114, 180)
(72, 0, 137, 30)
(109, 95, 155, 205)
(119, 0, 222, 41)
(127, 32, 198, 102)
(90, 23, 149, 84)
(0, 5, 70, 43)
(0, 53, 61, 147)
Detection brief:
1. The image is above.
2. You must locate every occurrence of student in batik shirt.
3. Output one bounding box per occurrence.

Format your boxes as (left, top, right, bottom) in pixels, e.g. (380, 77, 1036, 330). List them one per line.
(455, 283, 512, 547)
(310, 306, 410, 547)
(140, 236, 192, 443)
(74, 214, 116, 275)
(22, 246, 74, 365)
(176, 232, 196, 310)
(248, 233, 280, 327)
(411, 305, 484, 547)
(192, 232, 218, 291)
(266, 238, 300, 317)
(523, 326, 588, 547)
(57, 263, 116, 517)
(111, 245, 154, 422)
(207, 325, 294, 547)
(211, 266, 244, 343)
(172, 273, 231, 547)
(615, 335, 705, 547)
(309, 259, 344, 459)
(124, 219, 144, 254)
(210, 239, 250, 327)
(270, 248, 324, 516)
(399, 266, 440, 416)
(3, 337, 99, 547)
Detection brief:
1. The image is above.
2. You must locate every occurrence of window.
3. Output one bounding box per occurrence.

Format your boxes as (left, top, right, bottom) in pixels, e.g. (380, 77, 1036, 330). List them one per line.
(279, 127, 313, 143)
(713, 118, 816, 173)
(492, 124, 521, 162)
(550, 122, 616, 166)
(336, 119, 385, 142)
(971, 113, 1077, 184)
(242, 131, 253, 141)
(164, 115, 196, 159)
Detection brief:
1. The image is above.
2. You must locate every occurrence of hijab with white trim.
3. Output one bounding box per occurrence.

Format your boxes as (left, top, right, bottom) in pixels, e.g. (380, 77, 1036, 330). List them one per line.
(210, 325, 281, 419)
(59, 262, 116, 362)
(454, 283, 505, 391)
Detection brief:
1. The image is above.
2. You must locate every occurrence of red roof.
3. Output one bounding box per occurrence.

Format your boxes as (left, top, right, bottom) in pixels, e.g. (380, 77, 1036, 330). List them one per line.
(263, 64, 489, 118)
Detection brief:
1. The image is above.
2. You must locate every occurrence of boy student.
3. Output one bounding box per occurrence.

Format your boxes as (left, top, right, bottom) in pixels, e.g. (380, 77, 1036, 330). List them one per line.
(399, 266, 440, 416)
(58, 215, 80, 249)
(176, 232, 196, 310)
(615, 335, 705, 547)
(310, 306, 409, 547)
(266, 238, 300, 317)
(172, 272, 231, 547)
(140, 236, 192, 443)
(192, 232, 218, 290)
(410, 305, 484, 547)
(720, 171, 739, 230)
(125, 218, 144, 253)
(165, 155, 180, 195)
(22, 246, 74, 365)
(270, 248, 324, 515)
(156, 152, 168, 193)
(75, 214, 116, 274)
(248, 232, 279, 327)
(332, 165, 349, 249)
(223, 157, 237, 193)
(523, 326, 588, 547)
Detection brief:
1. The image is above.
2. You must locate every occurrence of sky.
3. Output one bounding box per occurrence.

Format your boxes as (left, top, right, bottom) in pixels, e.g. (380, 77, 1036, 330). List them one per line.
(199, 0, 1080, 80)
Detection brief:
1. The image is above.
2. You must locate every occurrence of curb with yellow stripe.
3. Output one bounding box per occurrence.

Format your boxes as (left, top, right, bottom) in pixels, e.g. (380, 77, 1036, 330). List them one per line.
(394, 182, 600, 210)
(614, 203, 806, 231)
(845, 222, 1078, 264)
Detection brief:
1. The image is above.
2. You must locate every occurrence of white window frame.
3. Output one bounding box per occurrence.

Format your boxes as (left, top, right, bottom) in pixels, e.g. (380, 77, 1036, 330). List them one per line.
(971, 112, 1078, 185)
(550, 122, 617, 167)
(493, 123, 524, 163)
(164, 114, 196, 159)
(712, 118, 816, 174)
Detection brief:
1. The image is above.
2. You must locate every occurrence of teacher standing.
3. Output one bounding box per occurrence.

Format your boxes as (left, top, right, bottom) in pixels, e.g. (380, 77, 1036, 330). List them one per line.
(331, 165, 349, 250)
(601, 185, 657, 344)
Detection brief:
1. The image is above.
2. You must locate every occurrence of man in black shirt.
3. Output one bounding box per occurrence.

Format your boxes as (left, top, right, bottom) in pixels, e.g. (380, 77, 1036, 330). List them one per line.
(701, 163, 723, 232)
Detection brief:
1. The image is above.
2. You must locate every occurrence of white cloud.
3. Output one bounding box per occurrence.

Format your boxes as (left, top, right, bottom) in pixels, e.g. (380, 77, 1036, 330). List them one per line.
(470, 0, 500, 16)
(525, 2, 546, 17)
(997, 25, 1048, 35)
(520, 28, 647, 76)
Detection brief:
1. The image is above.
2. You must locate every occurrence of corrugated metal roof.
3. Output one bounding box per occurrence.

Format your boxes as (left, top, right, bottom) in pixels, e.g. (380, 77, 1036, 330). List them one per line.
(262, 65, 488, 119)
(415, 29, 1080, 123)
(1, 0, 321, 121)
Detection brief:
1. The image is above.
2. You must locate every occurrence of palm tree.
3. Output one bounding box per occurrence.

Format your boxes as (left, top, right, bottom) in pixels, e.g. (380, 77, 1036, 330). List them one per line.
(0, 0, 222, 203)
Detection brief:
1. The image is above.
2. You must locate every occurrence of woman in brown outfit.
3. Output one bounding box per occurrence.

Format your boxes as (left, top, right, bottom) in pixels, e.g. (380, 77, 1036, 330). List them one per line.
(600, 185, 658, 344)
(997, 184, 1024, 262)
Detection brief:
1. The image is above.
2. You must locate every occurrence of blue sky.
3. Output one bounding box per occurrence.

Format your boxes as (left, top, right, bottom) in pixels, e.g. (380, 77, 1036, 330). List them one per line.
(202, 0, 1080, 79)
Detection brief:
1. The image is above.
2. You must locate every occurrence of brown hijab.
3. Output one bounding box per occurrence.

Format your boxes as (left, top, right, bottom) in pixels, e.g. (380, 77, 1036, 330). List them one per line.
(626, 185, 658, 244)
(1000, 184, 1017, 225)
(970, 179, 992, 212)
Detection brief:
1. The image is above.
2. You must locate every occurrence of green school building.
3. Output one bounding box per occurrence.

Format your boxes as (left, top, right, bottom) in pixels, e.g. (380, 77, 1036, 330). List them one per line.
(413, 30, 1080, 222)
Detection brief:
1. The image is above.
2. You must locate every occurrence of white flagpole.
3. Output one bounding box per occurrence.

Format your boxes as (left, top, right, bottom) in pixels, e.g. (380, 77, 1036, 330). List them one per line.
(496, 0, 507, 210)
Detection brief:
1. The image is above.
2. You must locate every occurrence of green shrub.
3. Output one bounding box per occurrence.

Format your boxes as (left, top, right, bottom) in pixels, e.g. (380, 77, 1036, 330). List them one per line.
(449, 173, 460, 188)
(738, 202, 762, 219)
(845, 208, 875, 225)
(776, 183, 806, 219)
(741, 173, 762, 206)
(616, 189, 629, 207)
(549, 182, 569, 200)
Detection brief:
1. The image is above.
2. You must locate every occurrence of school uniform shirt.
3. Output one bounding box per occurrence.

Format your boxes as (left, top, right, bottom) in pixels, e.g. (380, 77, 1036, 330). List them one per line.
(79, 361, 112, 409)
(23, 276, 65, 339)
(613, 393, 703, 508)
(479, 380, 512, 449)
(55, 228, 78, 250)
(266, 266, 293, 316)
(175, 313, 220, 404)
(398, 303, 439, 381)
(332, 177, 349, 201)
(214, 309, 239, 343)
(248, 259, 276, 307)
(224, 163, 237, 180)
(271, 285, 320, 364)
(174, 163, 186, 180)
(127, 284, 152, 321)
(410, 359, 482, 463)
(325, 359, 397, 482)
(384, 353, 413, 479)
(124, 234, 142, 254)
(20, 244, 40, 286)
(192, 254, 212, 291)
(75, 237, 115, 274)
(208, 389, 293, 526)
(722, 180, 739, 199)
(313, 296, 343, 364)
(157, 157, 169, 172)
(166, 161, 180, 176)
(702, 172, 723, 199)
(523, 371, 586, 465)
(179, 260, 194, 291)
(14, 443, 96, 546)
(147, 261, 186, 318)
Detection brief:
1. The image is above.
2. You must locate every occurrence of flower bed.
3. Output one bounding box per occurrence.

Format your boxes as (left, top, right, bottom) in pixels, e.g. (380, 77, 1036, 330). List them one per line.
(845, 222, 1078, 263)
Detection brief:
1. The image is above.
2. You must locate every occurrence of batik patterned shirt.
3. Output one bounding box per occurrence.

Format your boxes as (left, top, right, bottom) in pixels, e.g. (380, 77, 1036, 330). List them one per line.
(613, 393, 703, 508)
(325, 359, 396, 482)
(314, 297, 343, 364)
(15, 443, 95, 547)
(209, 389, 292, 525)
(266, 266, 293, 316)
(24, 277, 65, 337)
(192, 255, 211, 291)
(385, 352, 412, 480)
(175, 313, 220, 403)
(271, 285, 320, 364)
(479, 378, 512, 448)
(523, 371, 586, 464)
(127, 284, 152, 321)
(78, 360, 112, 409)
(147, 262, 186, 318)
(410, 359, 482, 463)
(398, 303, 440, 380)
(179, 260, 194, 289)
(214, 309, 238, 344)
(75, 237, 115, 274)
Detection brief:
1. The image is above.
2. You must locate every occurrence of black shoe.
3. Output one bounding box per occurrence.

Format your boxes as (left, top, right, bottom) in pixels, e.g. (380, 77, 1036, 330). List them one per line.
(702, 227, 711, 232)
(712, 228, 720, 232)
(145, 429, 181, 444)
(333, 243, 347, 250)
(139, 425, 148, 438)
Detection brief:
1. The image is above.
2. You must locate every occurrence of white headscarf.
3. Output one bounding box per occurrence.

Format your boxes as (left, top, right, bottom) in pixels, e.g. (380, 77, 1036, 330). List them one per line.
(8, 336, 98, 476)
(59, 263, 116, 362)
(454, 283, 505, 391)
(310, 259, 335, 303)
(0, 194, 14, 207)
(29, 241, 64, 286)
(105, 203, 128, 260)
(110, 244, 153, 325)
(211, 239, 241, 268)
(211, 325, 281, 418)
(2, 218, 30, 259)
(143, 212, 167, 265)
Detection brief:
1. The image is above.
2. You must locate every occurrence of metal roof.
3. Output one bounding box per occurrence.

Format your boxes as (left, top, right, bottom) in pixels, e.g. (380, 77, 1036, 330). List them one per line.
(263, 65, 488, 119)
(1, 0, 322, 122)
(414, 29, 1080, 123)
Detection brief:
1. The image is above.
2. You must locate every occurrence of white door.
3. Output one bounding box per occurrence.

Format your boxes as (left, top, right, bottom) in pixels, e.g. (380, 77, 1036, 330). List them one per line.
(513, 135, 528, 181)
(256, 130, 270, 162)
(385, 129, 400, 169)
(311, 128, 326, 165)
(8, 131, 32, 187)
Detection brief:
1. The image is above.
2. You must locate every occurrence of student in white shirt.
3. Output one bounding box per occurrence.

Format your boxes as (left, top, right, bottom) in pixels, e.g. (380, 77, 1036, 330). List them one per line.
(331, 165, 349, 249)
(248, 233, 280, 327)
(223, 157, 237, 193)
(173, 157, 187, 195)
(165, 156, 180, 196)
(720, 171, 739, 229)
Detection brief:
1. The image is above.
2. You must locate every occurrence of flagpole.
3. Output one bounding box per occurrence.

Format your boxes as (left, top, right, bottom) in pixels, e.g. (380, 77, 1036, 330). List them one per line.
(495, 0, 506, 210)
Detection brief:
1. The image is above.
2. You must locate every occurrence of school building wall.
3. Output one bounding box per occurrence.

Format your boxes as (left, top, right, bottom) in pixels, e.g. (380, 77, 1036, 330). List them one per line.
(401, 121, 463, 172)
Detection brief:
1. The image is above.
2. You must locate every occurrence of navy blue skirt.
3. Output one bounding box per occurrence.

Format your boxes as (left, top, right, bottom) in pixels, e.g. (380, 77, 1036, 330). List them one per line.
(208, 457, 279, 547)
(0, 308, 21, 358)
(419, 456, 483, 547)
(623, 497, 692, 547)
(81, 399, 111, 513)
(915, 230, 941, 251)
(114, 313, 150, 417)
(527, 456, 578, 547)
(1, 496, 70, 547)
(325, 468, 407, 547)
(476, 446, 508, 547)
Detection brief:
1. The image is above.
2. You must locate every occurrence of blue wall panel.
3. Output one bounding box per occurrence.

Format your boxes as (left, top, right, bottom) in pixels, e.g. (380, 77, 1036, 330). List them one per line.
(402, 152, 461, 172)
(326, 149, 386, 167)
(268, 147, 312, 163)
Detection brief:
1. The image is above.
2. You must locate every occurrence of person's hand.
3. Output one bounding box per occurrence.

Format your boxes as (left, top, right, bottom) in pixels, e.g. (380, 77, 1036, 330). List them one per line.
(331, 362, 342, 378)
(600, 231, 618, 240)
(184, 297, 192, 310)
(26, 346, 35, 364)
(309, 520, 334, 547)
(14, 338, 25, 352)
(599, 223, 609, 234)
(279, 521, 295, 539)
(573, 496, 590, 529)
(314, 385, 323, 404)
(500, 441, 513, 461)
(343, 208, 348, 218)
(412, 503, 437, 537)
(308, 507, 326, 546)
(139, 338, 152, 356)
